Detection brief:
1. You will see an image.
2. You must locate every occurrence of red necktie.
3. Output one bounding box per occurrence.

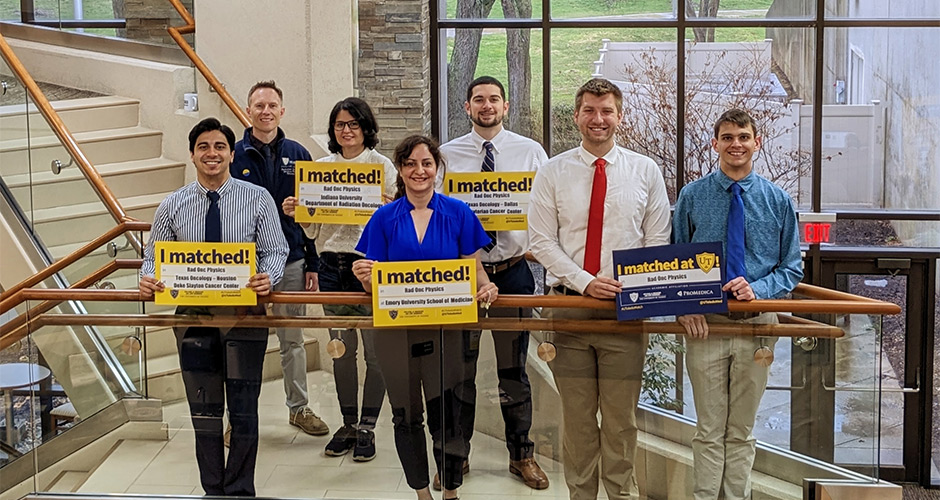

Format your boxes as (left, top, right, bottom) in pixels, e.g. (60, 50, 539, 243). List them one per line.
(583, 158, 607, 275)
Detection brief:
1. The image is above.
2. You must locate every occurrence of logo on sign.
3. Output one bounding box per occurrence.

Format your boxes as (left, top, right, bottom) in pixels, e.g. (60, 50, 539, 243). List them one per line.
(629, 292, 639, 302)
(170, 289, 179, 298)
(696, 252, 717, 273)
(388, 310, 398, 320)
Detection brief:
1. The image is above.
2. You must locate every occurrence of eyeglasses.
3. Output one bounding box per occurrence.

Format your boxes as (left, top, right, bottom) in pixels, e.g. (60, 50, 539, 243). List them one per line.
(333, 120, 360, 131)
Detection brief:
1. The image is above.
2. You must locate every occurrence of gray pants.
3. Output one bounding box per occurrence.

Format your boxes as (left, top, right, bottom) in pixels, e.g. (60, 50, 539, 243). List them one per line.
(274, 259, 309, 412)
(687, 312, 777, 500)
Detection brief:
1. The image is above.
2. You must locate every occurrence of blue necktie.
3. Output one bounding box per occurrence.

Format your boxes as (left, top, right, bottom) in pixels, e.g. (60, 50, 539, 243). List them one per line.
(481, 141, 496, 253)
(727, 182, 746, 280)
(206, 191, 222, 243)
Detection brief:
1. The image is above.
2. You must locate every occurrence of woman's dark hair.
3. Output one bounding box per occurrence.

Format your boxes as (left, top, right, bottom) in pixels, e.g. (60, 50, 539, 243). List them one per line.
(327, 97, 379, 154)
(392, 135, 446, 200)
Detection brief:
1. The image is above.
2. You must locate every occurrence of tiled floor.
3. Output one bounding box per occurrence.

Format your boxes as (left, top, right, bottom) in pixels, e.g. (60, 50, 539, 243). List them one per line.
(85, 370, 584, 499)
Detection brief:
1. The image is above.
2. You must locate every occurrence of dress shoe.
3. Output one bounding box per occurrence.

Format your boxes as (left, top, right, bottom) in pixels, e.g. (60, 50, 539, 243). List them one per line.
(432, 460, 470, 491)
(509, 457, 549, 489)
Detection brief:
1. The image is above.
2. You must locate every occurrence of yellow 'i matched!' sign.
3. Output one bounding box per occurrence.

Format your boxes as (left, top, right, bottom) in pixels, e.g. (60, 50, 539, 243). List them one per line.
(295, 161, 385, 224)
(154, 241, 257, 306)
(444, 172, 534, 231)
(371, 259, 478, 327)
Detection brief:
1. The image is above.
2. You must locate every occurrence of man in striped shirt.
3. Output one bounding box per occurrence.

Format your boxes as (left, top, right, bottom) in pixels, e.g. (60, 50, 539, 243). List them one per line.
(139, 117, 288, 496)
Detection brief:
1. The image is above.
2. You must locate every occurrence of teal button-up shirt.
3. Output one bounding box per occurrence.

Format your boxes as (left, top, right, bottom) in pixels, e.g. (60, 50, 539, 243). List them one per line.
(672, 169, 803, 299)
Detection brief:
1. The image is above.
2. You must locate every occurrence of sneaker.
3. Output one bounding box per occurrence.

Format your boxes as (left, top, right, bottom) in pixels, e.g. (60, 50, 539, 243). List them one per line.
(289, 407, 330, 436)
(352, 429, 376, 462)
(324, 424, 357, 456)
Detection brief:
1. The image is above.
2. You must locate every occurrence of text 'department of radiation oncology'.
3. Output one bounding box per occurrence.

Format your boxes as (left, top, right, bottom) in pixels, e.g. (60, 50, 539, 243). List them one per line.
(295, 161, 384, 225)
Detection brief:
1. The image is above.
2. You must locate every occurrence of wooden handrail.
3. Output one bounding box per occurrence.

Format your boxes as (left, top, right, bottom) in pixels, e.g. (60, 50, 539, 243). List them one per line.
(0, 260, 142, 349)
(270, 291, 902, 315)
(166, 0, 249, 127)
(0, 221, 150, 305)
(0, 283, 899, 349)
(793, 282, 884, 303)
(33, 313, 846, 339)
(0, 32, 142, 227)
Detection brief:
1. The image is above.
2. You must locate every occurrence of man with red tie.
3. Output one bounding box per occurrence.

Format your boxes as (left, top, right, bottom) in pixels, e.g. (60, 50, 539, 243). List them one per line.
(528, 78, 671, 500)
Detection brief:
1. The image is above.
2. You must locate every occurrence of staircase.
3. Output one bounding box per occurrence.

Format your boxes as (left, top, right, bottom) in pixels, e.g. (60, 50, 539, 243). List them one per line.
(1, 93, 322, 405)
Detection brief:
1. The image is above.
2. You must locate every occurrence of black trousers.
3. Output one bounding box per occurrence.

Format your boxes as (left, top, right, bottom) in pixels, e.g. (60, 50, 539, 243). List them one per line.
(373, 328, 477, 491)
(319, 252, 386, 428)
(463, 258, 536, 460)
(174, 306, 266, 497)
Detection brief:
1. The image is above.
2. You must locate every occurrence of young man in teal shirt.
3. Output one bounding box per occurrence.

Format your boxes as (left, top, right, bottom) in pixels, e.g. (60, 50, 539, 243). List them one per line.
(672, 109, 803, 500)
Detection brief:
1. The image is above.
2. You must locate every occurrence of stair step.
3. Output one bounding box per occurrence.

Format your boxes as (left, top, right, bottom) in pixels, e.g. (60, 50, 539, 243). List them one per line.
(6, 157, 185, 210)
(46, 470, 88, 493)
(77, 439, 167, 493)
(30, 192, 170, 248)
(0, 126, 163, 176)
(0, 96, 141, 140)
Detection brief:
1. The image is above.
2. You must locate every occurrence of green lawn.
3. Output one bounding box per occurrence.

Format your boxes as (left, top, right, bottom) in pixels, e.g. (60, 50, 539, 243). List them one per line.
(449, 26, 767, 106)
(0, 0, 118, 21)
(445, 0, 773, 19)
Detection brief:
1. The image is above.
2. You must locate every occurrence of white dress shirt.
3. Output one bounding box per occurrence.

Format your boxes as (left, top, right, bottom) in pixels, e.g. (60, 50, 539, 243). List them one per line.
(440, 127, 549, 263)
(528, 144, 671, 294)
(302, 148, 398, 255)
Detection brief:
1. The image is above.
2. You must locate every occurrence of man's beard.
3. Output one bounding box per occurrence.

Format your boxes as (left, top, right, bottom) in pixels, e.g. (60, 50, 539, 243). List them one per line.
(471, 114, 503, 129)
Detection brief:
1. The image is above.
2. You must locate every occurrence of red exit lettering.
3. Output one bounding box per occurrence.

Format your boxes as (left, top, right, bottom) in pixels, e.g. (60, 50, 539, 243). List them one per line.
(804, 223, 831, 244)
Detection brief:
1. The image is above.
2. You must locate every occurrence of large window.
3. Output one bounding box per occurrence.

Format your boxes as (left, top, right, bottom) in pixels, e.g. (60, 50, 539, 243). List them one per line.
(432, 0, 940, 488)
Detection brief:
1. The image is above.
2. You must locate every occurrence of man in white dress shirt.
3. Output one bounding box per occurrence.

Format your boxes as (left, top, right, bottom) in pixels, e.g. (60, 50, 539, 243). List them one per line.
(528, 78, 671, 500)
(440, 76, 550, 490)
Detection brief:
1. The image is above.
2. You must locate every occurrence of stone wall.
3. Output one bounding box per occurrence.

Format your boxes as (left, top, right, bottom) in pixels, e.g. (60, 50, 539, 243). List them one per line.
(358, 0, 431, 158)
(122, 0, 193, 46)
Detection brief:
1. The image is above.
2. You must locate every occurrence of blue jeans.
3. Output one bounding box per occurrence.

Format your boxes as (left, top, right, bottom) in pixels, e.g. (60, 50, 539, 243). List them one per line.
(319, 252, 386, 428)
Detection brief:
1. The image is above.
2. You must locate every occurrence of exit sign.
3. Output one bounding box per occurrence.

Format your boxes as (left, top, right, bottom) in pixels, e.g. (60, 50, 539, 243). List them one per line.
(798, 213, 837, 245)
(803, 223, 832, 244)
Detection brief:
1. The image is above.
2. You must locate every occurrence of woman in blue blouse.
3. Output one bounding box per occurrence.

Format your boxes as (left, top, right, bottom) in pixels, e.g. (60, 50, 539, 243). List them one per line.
(353, 135, 498, 500)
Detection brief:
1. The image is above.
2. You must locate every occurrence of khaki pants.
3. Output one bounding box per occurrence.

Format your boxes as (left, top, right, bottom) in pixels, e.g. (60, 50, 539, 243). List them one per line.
(686, 312, 778, 500)
(548, 303, 647, 500)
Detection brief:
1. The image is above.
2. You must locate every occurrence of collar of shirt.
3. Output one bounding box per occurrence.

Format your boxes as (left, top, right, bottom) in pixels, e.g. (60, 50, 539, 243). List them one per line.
(246, 127, 285, 153)
(715, 168, 757, 193)
(577, 144, 620, 169)
(194, 177, 234, 197)
(470, 127, 506, 155)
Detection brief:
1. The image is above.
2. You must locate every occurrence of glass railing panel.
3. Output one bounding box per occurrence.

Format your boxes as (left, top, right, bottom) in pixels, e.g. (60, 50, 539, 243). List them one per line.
(27, 0, 64, 25)
(1, 293, 897, 497)
(11, 0, 193, 48)
(0, 57, 33, 223)
(16, 89, 131, 273)
(0, 324, 45, 468)
(62, 230, 146, 395)
(22, 300, 124, 421)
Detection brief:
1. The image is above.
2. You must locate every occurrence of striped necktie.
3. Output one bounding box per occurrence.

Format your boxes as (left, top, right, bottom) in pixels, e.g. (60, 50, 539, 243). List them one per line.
(481, 141, 496, 252)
